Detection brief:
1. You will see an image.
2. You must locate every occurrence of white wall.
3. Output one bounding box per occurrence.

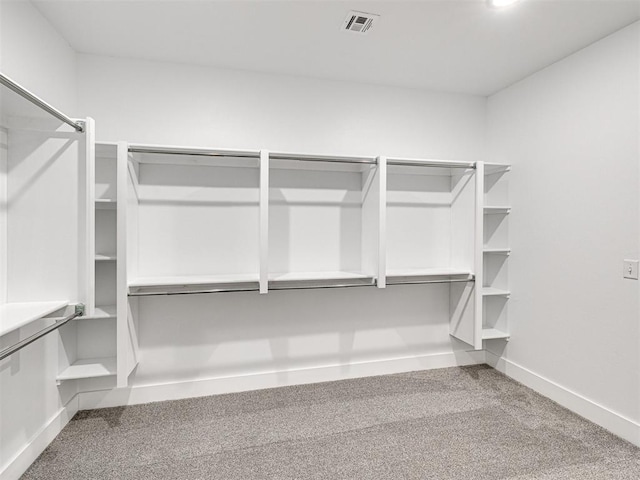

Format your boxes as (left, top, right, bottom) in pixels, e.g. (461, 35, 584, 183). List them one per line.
(78, 54, 485, 159)
(487, 22, 640, 434)
(77, 54, 487, 396)
(0, 1, 81, 478)
(0, 0, 76, 113)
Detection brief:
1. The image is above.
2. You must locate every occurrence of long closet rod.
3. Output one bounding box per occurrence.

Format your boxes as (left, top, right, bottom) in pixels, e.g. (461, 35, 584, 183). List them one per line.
(128, 277, 474, 296)
(386, 278, 475, 286)
(0, 73, 85, 133)
(0, 305, 85, 361)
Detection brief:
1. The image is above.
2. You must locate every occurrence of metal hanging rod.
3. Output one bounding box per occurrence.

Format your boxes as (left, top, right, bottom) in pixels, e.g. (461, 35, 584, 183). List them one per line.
(386, 159, 475, 169)
(270, 152, 377, 165)
(128, 145, 260, 159)
(0, 73, 84, 133)
(269, 278, 376, 290)
(385, 278, 475, 286)
(128, 286, 260, 297)
(0, 304, 85, 361)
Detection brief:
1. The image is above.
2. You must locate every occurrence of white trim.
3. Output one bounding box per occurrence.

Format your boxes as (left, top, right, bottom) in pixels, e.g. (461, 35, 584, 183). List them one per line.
(0, 397, 79, 480)
(78, 350, 485, 409)
(486, 351, 640, 447)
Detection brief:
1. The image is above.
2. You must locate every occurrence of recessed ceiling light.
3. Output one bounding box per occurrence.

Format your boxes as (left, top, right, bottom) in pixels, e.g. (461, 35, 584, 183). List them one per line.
(488, 0, 521, 8)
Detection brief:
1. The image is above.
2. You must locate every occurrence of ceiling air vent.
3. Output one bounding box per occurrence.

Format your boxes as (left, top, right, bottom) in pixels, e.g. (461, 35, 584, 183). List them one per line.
(343, 11, 379, 34)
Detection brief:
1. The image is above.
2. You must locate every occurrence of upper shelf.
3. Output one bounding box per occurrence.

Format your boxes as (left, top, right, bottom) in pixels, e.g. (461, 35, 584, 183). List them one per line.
(386, 157, 475, 169)
(269, 151, 376, 173)
(0, 301, 69, 337)
(129, 143, 261, 169)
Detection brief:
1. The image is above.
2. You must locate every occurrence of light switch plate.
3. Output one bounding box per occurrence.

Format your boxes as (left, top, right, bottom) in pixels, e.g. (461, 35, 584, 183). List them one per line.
(623, 259, 639, 280)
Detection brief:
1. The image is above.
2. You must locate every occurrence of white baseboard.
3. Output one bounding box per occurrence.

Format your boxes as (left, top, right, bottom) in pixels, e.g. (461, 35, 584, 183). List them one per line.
(486, 351, 640, 447)
(0, 396, 79, 480)
(79, 350, 486, 410)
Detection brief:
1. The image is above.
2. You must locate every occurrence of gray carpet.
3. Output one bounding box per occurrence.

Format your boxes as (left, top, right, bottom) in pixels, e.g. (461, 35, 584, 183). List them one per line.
(22, 365, 640, 479)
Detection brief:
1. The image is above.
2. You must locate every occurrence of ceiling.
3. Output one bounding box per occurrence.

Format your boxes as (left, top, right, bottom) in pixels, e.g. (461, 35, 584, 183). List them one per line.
(33, 0, 640, 96)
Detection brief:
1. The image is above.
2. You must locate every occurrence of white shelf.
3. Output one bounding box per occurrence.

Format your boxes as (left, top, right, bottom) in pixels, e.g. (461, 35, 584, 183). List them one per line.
(0, 301, 69, 337)
(482, 287, 511, 297)
(268, 271, 369, 282)
(484, 206, 511, 215)
(84, 305, 116, 320)
(267, 150, 376, 173)
(95, 253, 117, 262)
(386, 157, 475, 169)
(56, 357, 116, 381)
(483, 248, 511, 255)
(482, 328, 510, 340)
(484, 163, 511, 175)
(129, 273, 259, 288)
(95, 199, 117, 209)
(386, 268, 472, 277)
(386, 268, 473, 285)
(268, 271, 375, 289)
(129, 273, 260, 295)
(129, 144, 260, 168)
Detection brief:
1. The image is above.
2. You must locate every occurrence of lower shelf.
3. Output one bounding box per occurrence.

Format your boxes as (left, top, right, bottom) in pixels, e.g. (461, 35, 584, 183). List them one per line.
(129, 273, 260, 296)
(385, 268, 474, 285)
(83, 305, 116, 320)
(268, 271, 375, 290)
(482, 328, 510, 340)
(0, 301, 69, 337)
(57, 357, 116, 381)
(482, 287, 511, 297)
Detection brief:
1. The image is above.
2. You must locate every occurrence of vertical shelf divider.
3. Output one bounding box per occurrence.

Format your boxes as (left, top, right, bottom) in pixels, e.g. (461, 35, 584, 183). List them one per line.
(474, 161, 485, 350)
(117, 142, 132, 387)
(259, 150, 269, 294)
(377, 156, 387, 288)
(85, 118, 96, 316)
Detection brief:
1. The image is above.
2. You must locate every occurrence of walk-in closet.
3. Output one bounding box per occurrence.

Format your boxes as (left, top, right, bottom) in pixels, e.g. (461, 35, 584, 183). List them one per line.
(1, 1, 639, 478)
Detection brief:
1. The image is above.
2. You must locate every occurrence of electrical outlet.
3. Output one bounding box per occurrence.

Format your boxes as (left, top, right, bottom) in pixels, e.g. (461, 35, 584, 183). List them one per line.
(623, 259, 639, 280)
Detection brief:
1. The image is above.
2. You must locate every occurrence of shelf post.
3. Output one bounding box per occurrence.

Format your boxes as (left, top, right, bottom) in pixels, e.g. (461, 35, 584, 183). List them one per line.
(259, 150, 269, 294)
(377, 156, 387, 288)
(474, 161, 485, 350)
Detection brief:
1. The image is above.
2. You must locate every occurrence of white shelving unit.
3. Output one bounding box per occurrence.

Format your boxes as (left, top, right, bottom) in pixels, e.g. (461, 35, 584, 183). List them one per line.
(0, 83, 95, 375)
(381, 156, 480, 347)
(480, 162, 511, 342)
(57, 142, 120, 385)
(126, 145, 263, 296)
(118, 143, 511, 352)
(268, 151, 379, 291)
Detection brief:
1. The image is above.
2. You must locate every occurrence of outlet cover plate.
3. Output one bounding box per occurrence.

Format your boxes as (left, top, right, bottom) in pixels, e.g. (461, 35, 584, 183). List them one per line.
(623, 259, 639, 280)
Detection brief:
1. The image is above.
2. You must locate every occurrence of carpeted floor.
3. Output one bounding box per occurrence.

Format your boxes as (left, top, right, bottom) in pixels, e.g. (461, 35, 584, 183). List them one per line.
(22, 365, 640, 479)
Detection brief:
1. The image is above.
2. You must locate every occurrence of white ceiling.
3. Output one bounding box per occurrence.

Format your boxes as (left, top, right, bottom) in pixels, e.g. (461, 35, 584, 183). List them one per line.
(34, 0, 640, 96)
